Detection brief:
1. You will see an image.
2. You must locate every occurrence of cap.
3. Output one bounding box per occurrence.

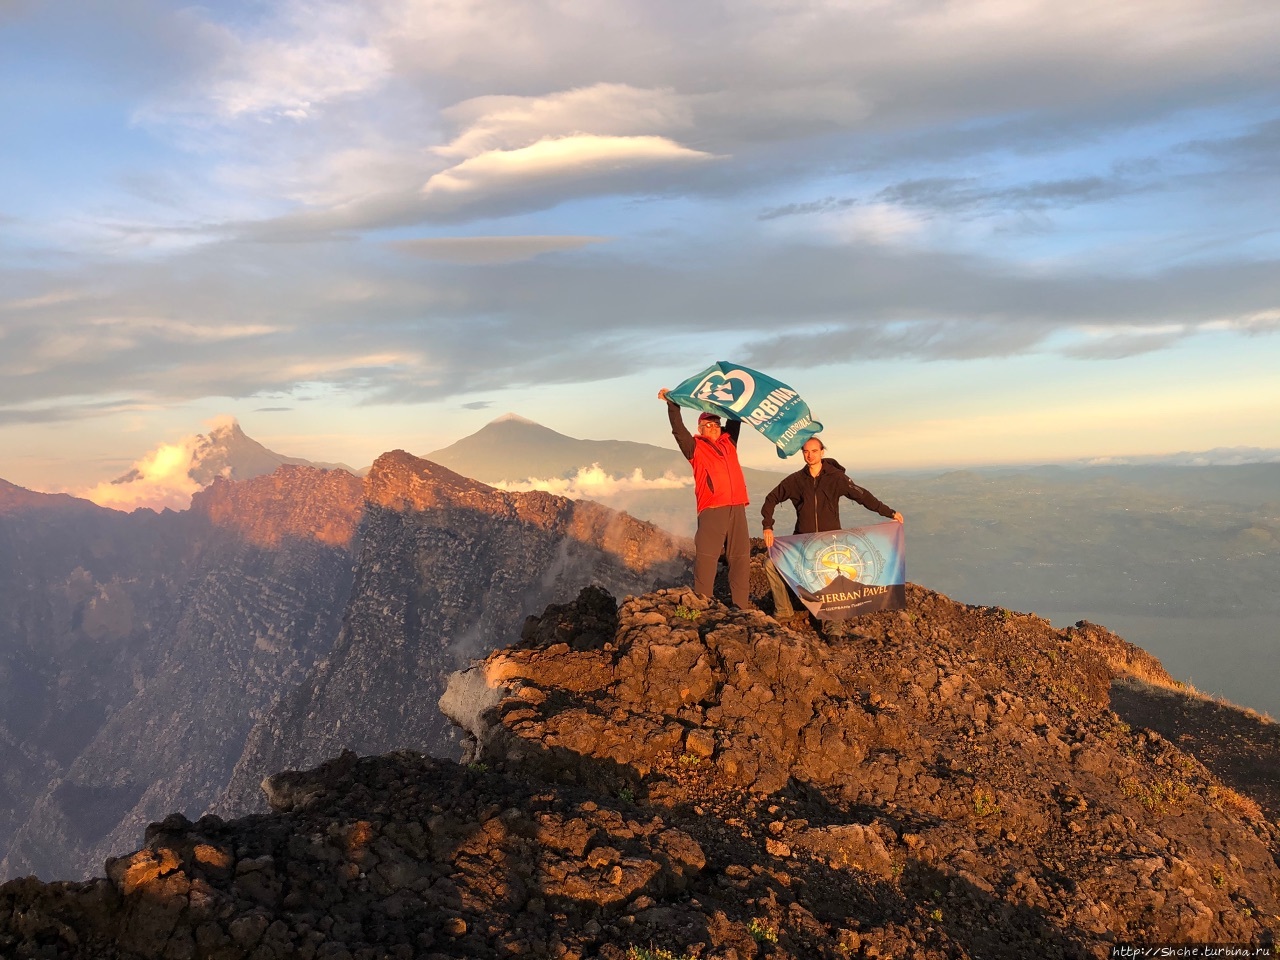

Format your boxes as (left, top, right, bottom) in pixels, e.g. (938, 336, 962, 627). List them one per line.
(698, 412, 722, 424)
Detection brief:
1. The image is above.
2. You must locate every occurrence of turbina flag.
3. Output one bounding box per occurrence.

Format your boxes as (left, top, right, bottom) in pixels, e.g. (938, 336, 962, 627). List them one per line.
(665, 361, 823, 458)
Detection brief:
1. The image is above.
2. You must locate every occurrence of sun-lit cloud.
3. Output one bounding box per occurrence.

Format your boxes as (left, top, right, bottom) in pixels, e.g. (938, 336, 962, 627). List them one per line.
(493, 464, 691, 499)
(437, 84, 694, 159)
(79, 435, 210, 512)
(420, 135, 718, 217)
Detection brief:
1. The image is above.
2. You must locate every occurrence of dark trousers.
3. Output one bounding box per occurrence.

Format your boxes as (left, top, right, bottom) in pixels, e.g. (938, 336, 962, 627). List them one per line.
(694, 504, 751, 608)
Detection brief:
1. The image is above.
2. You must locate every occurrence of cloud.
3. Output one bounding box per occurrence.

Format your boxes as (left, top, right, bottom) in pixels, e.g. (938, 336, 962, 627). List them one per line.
(437, 84, 694, 159)
(144, 1, 391, 123)
(391, 235, 608, 264)
(420, 134, 718, 219)
(0, 397, 150, 427)
(76, 0, 1279, 248)
(1180, 117, 1280, 176)
(493, 464, 691, 499)
(79, 433, 209, 512)
(1060, 326, 1193, 360)
(878, 174, 1146, 215)
(759, 197, 857, 221)
(4, 233, 1280, 417)
(460, 401, 493, 410)
(6, 0, 1280, 433)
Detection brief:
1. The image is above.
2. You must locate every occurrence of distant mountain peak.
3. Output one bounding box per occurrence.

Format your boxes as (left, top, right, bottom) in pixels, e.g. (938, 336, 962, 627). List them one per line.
(83, 417, 352, 513)
(489, 413, 542, 426)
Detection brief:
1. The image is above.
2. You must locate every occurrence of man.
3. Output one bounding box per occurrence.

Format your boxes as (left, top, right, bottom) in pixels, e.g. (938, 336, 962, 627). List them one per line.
(762, 437, 903, 634)
(658, 388, 752, 608)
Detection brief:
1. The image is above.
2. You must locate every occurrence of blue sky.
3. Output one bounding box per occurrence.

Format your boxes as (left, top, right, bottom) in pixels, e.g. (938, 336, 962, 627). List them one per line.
(3, 0, 1280, 499)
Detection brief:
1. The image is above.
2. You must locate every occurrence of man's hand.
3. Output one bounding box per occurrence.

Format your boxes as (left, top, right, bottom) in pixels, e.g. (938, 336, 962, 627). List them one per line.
(763, 529, 775, 548)
(657, 388, 671, 402)
(893, 511, 904, 523)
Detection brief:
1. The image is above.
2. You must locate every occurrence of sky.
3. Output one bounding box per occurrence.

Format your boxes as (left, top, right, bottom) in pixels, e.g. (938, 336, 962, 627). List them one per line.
(3, 0, 1280, 501)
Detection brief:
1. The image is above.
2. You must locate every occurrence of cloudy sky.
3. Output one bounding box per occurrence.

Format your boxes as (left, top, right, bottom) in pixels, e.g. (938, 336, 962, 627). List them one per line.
(3, 0, 1280, 496)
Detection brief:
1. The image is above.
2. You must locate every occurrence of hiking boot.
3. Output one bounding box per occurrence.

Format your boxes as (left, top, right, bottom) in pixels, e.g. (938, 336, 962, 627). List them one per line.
(822, 619, 848, 639)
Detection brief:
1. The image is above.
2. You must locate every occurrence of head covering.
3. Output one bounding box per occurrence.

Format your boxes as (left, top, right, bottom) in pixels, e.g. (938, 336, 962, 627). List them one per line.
(698, 412, 722, 424)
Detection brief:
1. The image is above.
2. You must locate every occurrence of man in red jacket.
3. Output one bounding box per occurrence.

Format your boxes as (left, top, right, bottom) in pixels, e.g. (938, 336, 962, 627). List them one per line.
(659, 388, 752, 609)
(762, 436, 902, 635)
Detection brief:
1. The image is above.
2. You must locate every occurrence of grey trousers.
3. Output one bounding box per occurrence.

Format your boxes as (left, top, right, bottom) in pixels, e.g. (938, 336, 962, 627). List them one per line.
(694, 504, 751, 608)
(764, 557, 796, 617)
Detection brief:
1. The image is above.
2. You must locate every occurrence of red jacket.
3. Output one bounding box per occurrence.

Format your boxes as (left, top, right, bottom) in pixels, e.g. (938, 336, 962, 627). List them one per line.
(667, 404, 749, 513)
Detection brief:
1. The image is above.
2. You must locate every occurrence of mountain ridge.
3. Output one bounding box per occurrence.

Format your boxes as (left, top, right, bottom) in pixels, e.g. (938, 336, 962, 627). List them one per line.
(1, 572, 1276, 957)
(0, 448, 690, 882)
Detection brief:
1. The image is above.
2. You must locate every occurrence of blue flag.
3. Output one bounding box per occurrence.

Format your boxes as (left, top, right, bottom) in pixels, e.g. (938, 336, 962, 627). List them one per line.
(666, 361, 823, 458)
(768, 522, 906, 620)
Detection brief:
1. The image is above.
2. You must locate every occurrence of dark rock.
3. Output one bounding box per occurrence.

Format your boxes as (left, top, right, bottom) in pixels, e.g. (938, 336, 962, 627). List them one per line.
(2, 573, 1277, 958)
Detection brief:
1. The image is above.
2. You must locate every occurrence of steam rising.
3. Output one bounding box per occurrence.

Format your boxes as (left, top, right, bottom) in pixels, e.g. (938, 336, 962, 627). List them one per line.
(80, 417, 240, 512)
(81, 437, 215, 512)
(493, 464, 691, 499)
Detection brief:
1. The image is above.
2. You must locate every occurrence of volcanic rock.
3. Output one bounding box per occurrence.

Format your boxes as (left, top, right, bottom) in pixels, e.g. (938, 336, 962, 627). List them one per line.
(4, 574, 1276, 958)
(1, 450, 689, 882)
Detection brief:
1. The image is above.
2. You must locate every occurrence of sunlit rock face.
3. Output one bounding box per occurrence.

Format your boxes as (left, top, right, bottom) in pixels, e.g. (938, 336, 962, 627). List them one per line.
(0, 467, 365, 882)
(214, 451, 691, 817)
(0, 452, 691, 881)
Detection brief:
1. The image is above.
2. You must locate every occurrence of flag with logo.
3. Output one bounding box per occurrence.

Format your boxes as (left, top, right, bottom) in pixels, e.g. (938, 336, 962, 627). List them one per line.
(769, 522, 906, 619)
(665, 361, 823, 458)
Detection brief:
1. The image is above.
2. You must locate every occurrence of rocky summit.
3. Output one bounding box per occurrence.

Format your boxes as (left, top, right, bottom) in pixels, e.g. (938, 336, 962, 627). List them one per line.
(2, 563, 1277, 959)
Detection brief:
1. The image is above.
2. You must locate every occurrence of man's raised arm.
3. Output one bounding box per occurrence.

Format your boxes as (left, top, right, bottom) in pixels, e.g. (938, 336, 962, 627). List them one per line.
(658, 388, 696, 459)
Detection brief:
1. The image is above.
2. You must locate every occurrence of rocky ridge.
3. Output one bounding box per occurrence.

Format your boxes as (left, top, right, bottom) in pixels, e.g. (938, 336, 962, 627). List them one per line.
(1, 452, 690, 882)
(0, 468, 366, 882)
(2, 565, 1276, 958)
(213, 451, 690, 817)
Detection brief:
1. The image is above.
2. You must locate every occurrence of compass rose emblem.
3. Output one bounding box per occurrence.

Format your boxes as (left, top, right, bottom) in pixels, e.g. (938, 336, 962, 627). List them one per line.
(795, 531, 886, 591)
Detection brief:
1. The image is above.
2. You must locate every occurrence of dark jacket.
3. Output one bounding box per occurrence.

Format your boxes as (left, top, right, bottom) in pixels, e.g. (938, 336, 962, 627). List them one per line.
(667, 403, 749, 513)
(761, 458, 894, 534)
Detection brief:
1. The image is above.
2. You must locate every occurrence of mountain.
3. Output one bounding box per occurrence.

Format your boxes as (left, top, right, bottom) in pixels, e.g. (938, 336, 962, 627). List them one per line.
(0, 451, 690, 881)
(432, 418, 1280, 718)
(426, 413, 788, 537)
(3, 571, 1277, 957)
(427, 413, 690, 482)
(212, 450, 690, 816)
(1078, 446, 1280, 468)
(0, 467, 365, 883)
(114, 419, 355, 487)
(86, 418, 357, 513)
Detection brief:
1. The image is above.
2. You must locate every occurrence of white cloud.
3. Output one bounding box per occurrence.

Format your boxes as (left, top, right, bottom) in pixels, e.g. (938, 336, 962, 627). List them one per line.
(437, 84, 694, 159)
(493, 464, 691, 499)
(420, 134, 718, 216)
(197, 3, 391, 121)
(6, 0, 1280, 445)
(80, 434, 210, 512)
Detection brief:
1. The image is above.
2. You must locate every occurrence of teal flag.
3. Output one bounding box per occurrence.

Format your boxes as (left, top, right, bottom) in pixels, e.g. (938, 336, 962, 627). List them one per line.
(666, 361, 823, 458)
